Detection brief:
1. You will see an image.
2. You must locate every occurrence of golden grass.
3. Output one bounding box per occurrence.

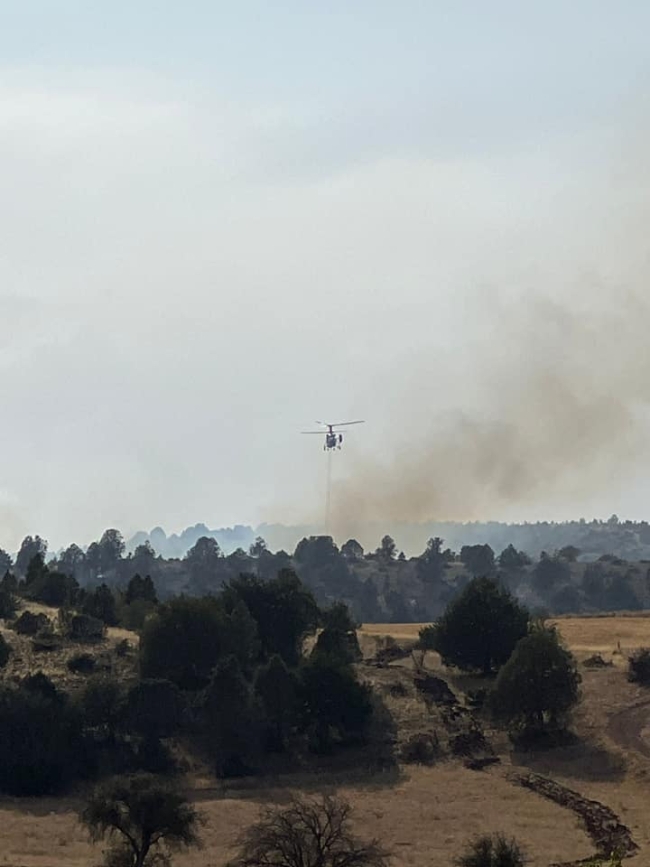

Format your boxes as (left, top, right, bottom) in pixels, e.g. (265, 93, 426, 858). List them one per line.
(0, 764, 594, 867)
(360, 614, 650, 655)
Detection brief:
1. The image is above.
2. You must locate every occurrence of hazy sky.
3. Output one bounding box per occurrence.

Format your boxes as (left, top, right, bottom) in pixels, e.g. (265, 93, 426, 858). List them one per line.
(1, 2, 650, 551)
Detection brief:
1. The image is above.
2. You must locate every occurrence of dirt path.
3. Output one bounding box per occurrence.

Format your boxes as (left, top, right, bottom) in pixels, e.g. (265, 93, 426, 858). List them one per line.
(607, 699, 650, 760)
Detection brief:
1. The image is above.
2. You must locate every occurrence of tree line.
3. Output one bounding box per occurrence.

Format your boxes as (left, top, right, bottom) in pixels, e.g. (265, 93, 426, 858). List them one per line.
(1, 528, 648, 625)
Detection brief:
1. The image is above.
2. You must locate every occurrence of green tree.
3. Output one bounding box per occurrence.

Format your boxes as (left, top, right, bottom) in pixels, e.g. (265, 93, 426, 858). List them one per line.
(341, 539, 364, 561)
(24, 551, 48, 587)
(254, 654, 298, 752)
(0, 679, 83, 795)
(130, 543, 157, 580)
(558, 545, 581, 563)
(460, 544, 496, 576)
(498, 544, 531, 571)
(202, 655, 260, 777)
(58, 543, 86, 580)
(184, 536, 224, 592)
(424, 577, 529, 674)
(15, 535, 47, 577)
(139, 596, 228, 690)
(223, 570, 319, 666)
(0, 586, 16, 620)
(123, 679, 184, 771)
(417, 536, 446, 582)
(376, 535, 396, 562)
(490, 626, 580, 738)
(80, 773, 202, 867)
(249, 536, 268, 557)
(98, 529, 125, 573)
(230, 795, 389, 867)
(532, 552, 570, 595)
(78, 675, 124, 743)
(299, 656, 373, 753)
(222, 600, 260, 673)
(124, 679, 184, 743)
(25, 563, 79, 607)
(0, 548, 12, 574)
(0, 570, 17, 593)
(83, 583, 118, 625)
(313, 603, 362, 666)
(125, 573, 158, 606)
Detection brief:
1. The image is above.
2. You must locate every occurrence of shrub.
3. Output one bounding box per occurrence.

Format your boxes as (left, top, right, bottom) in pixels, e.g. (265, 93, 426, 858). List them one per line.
(400, 732, 440, 764)
(457, 834, 526, 867)
(115, 638, 130, 657)
(68, 653, 97, 675)
(628, 648, 650, 685)
(67, 614, 106, 643)
(13, 610, 50, 635)
(32, 631, 63, 652)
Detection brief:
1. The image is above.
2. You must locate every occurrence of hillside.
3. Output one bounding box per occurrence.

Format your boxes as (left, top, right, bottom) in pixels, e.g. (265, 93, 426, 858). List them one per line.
(3, 613, 650, 866)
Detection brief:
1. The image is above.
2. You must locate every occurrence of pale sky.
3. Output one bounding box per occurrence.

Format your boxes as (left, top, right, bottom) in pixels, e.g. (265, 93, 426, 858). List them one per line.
(1, 2, 650, 551)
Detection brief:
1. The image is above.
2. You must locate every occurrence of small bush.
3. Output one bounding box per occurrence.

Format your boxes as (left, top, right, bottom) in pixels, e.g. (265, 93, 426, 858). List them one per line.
(13, 610, 50, 636)
(450, 726, 489, 757)
(388, 681, 408, 698)
(457, 833, 526, 867)
(400, 731, 440, 764)
(67, 653, 97, 675)
(32, 631, 63, 652)
(628, 648, 650, 685)
(115, 638, 130, 657)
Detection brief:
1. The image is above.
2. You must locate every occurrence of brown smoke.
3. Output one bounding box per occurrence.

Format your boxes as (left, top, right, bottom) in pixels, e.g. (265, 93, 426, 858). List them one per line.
(330, 284, 650, 540)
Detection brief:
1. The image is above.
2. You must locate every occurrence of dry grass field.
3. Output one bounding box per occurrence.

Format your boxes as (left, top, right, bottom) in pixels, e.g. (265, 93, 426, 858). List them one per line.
(3, 614, 650, 866)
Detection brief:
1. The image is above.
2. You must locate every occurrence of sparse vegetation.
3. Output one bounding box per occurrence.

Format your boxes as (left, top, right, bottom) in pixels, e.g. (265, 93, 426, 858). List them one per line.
(457, 834, 526, 867)
(67, 652, 97, 674)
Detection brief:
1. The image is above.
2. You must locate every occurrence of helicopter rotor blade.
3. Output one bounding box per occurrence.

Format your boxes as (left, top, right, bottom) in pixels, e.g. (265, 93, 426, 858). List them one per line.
(301, 431, 326, 435)
(330, 420, 365, 428)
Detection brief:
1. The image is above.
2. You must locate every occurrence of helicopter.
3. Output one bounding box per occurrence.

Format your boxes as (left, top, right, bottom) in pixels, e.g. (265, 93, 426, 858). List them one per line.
(301, 420, 365, 451)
